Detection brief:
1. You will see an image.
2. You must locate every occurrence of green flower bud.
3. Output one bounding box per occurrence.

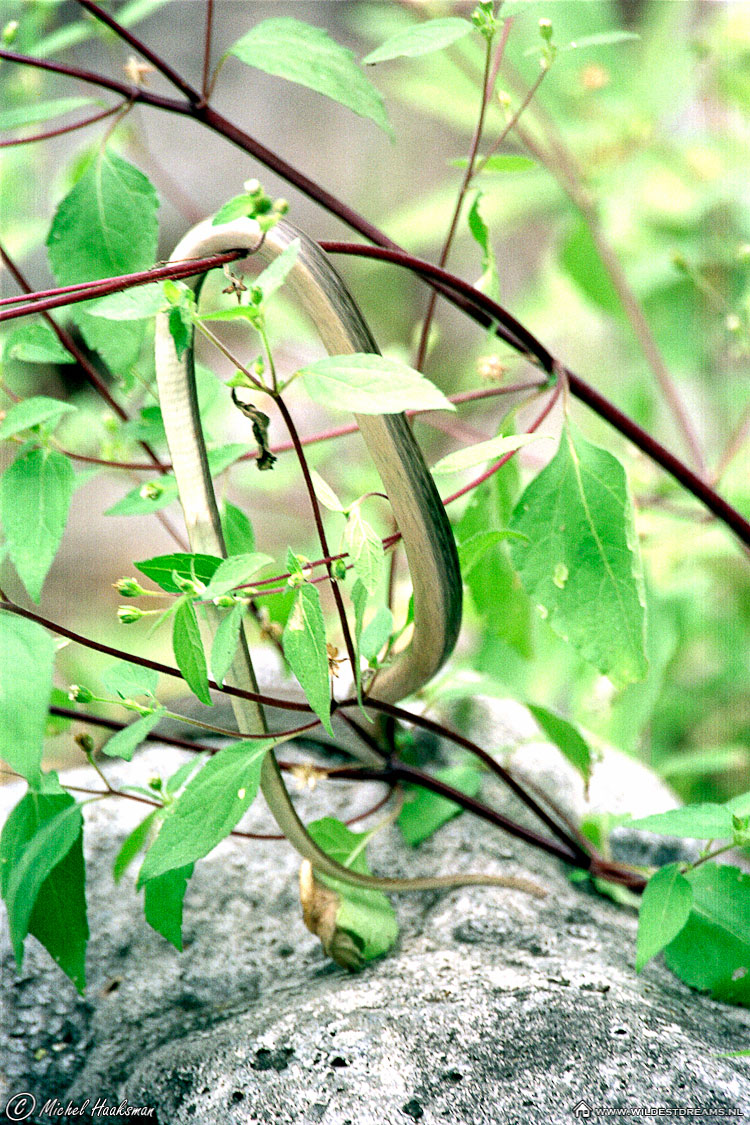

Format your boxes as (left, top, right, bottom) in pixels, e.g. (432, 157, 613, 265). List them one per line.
(68, 684, 94, 704)
(74, 732, 95, 755)
(139, 481, 163, 501)
(2, 20, 19, 44)
(538, 17, 553, 42)
(113, 577, 145, 598)
(331, 558, 347, 581)
(117, 605, 145, 624)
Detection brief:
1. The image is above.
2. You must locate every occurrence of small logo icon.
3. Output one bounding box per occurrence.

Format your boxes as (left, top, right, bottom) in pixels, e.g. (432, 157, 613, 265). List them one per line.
(5, 1092, 37, 1122)
(572, 1100, 592, 1119)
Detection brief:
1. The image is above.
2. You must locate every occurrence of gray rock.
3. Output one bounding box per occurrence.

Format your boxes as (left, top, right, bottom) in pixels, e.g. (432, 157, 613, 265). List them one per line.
(1, 695, 749, 1124)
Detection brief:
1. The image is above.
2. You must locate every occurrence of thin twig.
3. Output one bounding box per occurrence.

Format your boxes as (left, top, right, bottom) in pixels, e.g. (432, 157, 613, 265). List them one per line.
(0, 101, 127, 148)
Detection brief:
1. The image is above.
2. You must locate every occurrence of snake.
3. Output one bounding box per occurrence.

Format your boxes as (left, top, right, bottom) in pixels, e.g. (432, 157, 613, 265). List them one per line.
(154, 215, 544, 899)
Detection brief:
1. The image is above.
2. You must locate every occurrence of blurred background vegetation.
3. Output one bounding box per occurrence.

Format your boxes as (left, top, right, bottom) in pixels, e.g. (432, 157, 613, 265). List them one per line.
(1, 0, 749, 804)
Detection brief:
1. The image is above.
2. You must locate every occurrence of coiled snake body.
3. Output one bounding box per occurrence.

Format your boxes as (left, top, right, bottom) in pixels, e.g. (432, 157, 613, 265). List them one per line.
(155, 216, 542, 898)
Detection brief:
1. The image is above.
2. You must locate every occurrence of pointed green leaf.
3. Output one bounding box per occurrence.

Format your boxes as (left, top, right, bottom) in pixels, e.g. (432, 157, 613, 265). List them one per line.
(172, 600, 211, 706)
(0, 790, 86, 990)
(282, 584, 333, 737)
(138, 740, 273, 881)
(344, 508, 384, 595)
(398, 765, 483, 846)
(527, 704, 596, 790)
(143, 863, 194, 950)
(636, 863, 693, 972)
(453, 154, 536, 173)
(202, 553, 273, 600)
(360, 606, 393, 664)
(100, 660, 159, 700)
(510, 424, 647, 687)
(311, 470, 345, 514)
(308, 817, 398, 963)
(665, 864, 750, 1005)
(228, 18, 391, 135)
(46, 149, 159, 373)
(3, 325, 76, 366)
(113, 808, 161, 883)
(433, 433, 547, 475)
(254, 238, 300, 301)
(628, 804, 736, 840)
(467, 192, 500, 301)
(0, 612, 55, 785)
(561, 215, 623, 319)
(135, 551, 223, 593)
(300, 353, 454, 415)
(101, 707, 166, 761)
(350, 579, 368, 709)
(458, 450, 532, 658)
(363, 17, 473, 65)
(0, 448, 75, 603)
(0, 396, 76, 440)
(0, 96, 96, 131)
(211, 601, 246, 687)
(564, 30, 640, 51)
(222, 500, 255, 555)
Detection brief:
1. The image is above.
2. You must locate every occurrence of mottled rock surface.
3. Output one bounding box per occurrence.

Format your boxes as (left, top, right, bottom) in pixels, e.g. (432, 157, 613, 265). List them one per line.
(1, 696, 749, 1124)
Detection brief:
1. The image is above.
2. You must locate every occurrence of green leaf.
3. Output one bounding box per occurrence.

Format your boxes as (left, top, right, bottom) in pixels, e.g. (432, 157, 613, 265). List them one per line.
(46, 687, 72, 737)
(299, 353, 454, 415)
(398, 765, 483, 846)
(0, 789, 87, 991)
(211, 601, 246, 686)
(628, 805, 736, 840)
(138, 740, 273, 881)
(135, 551, 222, 593)
(168, 304, 192, 360)
(307, 817, 398, 963)
(727, 791, 750, 818)
(561, 215, 623, 319)
(665, 864, 750, 1005)
(467, 191, 500, 300)
(283, 585, 333, 737)
(433, 433, 547, 475)
(0, 612, 55, 786)
(113, 808, 160, 883)
(0, 395, 76, 439)
(84, 282, 165, 320)
(222, 500, 255, 554)
(509, 424, 647, 687)
(107, 445, 246, 517)
(363, 17, 473, 65)
(212, 193, 259, 226)
(635, 863, 693, 972)
(201, 553, 273, 600)
(310, 470, 346, 514)
(172, 600, 212, 706)
(360, 606, 393, 664)
(143, 863, 194, 950)
(3, 325, 76, 366)
(527, 704, 596, 791)
(564, 30, 640, 51)
(453, 154, 537, 173)
(0, 96, 96, 131)
(228, 18, 391, 135)
(101, 708, 166, 762)
(0, 448, 75, 603)
(46, 148, 159, 372)
(344, 508, 384, 595)
(350, 579, 368, 709)
(457, 529, 526, 577)
(254, 238, 301, 301)
(100, 660, 159, 700)
(457, 450, 532, 658)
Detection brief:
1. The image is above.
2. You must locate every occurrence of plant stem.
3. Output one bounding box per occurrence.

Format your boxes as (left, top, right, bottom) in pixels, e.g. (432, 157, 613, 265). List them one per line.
(273, 393, 358, 676)
(0, 101, 128, 148)
(415, 28, 501, 371)
(201, 0, 214, 102)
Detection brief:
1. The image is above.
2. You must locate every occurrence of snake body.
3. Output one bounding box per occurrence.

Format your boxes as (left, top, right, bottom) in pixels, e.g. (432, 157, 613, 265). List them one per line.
(155, 216, 543, 898)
